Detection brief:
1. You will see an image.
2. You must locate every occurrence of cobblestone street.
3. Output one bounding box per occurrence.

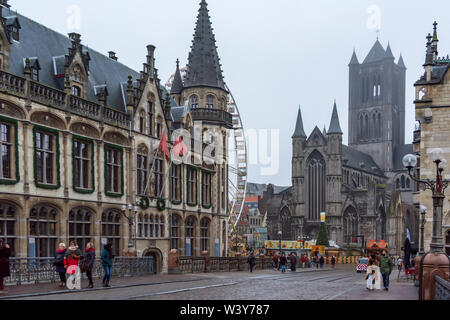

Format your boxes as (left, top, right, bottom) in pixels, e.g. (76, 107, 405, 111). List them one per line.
(0, 265, 418, 300)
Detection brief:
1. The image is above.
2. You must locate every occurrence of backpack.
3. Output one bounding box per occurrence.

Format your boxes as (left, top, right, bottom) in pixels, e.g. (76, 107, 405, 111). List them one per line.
(54, 252, 65, 266)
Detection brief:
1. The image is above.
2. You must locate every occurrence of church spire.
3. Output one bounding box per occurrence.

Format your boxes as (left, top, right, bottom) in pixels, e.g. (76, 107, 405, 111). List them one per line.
(170, 58, 184, 95)
(184, 0, 226, 91)
(292, 106, 306, 138)
(328, 101, 343, 134)
(349, 49, 359, 66)
(398, 53, 406, 69)
(385, 42, 395, 60)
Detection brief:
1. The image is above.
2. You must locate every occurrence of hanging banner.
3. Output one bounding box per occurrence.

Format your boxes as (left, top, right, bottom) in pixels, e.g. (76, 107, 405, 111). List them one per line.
(320, 212, 326, 223)
(264, 240, 312, 250)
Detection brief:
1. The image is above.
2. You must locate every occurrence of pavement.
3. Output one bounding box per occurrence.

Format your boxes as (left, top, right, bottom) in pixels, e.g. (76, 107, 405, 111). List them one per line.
(0, 265, 418, 300)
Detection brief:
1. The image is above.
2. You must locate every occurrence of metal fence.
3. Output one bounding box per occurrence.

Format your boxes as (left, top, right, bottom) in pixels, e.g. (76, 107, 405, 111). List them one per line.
(6, 257, 155, 286)
(434, 274, 450, 300)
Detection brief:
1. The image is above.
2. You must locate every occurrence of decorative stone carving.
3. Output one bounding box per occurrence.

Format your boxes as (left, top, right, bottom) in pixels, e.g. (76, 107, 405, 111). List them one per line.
(30, 111, 66, 129)
(70, 122, 100, 139)
(103, 131, 129, 146)
(0, 100, 26, 119)
(137, 143, 149, 155)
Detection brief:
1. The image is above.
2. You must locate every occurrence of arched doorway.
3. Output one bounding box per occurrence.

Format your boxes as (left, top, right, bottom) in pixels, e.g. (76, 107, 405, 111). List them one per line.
(143, 248, 162, 274)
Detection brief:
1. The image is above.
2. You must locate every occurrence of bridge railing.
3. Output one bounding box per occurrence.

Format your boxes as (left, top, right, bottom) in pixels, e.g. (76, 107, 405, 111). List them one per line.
(6, 257, 154, 286)
(434, 274, 450, 300)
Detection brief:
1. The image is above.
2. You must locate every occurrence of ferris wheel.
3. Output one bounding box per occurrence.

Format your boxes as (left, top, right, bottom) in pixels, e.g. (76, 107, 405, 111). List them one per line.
(165, 70, 248, 238)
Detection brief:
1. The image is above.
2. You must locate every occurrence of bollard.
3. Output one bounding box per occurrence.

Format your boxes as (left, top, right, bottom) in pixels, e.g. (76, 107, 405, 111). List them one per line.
(202, 251, 211, 273)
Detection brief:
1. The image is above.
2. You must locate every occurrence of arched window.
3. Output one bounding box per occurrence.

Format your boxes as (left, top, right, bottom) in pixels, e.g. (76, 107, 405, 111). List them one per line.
(138, 214, 143, 238)
(72, 85, 81, 97)
(139, 110, 146, 133)
(137, 151, 148, 196)
(377, 113, 382, 138)
(343, 206, 358, 243)
(406, 178, 410, 189)
(307, 151, 325, 221)
(371, 113, 376, 139)
(30, 205, 58, 257)
(170, 214, 181, 249)
(280, 207, 292, 240)
(364, 114, 369, 139)
(200, 218, 210, 252)
(185, 216, 196, 256)
(69, 208, 92, 250)
(160, 215, 165, 238)
(156, 117, 162, 139)
(396, 178, 400, 189)
(206, 95, 214, 109)
(153, 155, 164, 197)
(401, 175, 405, 189)
(101, 210, 121, 256)
(190, 95, 199, 109)
(359, 114, 364, 140)
(154, 215, 160, 238)
(0, 203, 16, 256)
(144, 215, 149, 238)
(148, 101, 154, 136)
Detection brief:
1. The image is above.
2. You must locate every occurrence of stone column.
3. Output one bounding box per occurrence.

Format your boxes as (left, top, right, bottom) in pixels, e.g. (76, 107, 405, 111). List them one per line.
(168, 248, 181, 274)
(202, 250, 210, 272)
(22, 122, 30, 194)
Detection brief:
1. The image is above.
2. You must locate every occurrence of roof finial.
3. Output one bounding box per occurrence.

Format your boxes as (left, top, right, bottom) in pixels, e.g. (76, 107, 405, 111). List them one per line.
(376, 29, 380, 41)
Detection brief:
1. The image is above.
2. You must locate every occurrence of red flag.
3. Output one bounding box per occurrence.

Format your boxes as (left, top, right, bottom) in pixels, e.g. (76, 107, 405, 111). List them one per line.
(158, 132, 170, 162)
(172, 136, 188, 157)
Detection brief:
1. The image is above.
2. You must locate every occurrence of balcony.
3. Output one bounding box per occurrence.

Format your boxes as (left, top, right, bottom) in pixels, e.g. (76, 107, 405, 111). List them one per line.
(190, 108, 233, 129)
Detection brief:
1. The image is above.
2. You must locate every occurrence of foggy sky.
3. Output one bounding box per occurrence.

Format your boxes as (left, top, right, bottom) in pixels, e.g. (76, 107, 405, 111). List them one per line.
(10, 0, 450, 186)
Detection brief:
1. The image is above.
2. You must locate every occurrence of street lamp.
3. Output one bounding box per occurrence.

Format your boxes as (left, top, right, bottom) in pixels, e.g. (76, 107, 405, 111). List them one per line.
(402, 150, 450, 299)
(277, 230, 282, 253)
(419, 205, 428, 255)
(121, 203, 138, 249)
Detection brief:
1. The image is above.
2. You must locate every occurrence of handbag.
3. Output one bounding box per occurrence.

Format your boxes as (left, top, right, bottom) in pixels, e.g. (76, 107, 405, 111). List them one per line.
(79, 259, 87, 273)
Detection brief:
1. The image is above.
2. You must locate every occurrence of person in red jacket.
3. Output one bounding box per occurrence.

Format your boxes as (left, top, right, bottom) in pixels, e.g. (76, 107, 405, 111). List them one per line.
(301, 255, 307, 268)
(64, 241, 82, 290)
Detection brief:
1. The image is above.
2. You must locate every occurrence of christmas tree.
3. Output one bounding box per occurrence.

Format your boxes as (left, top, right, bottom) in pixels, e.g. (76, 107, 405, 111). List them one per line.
(316, 222, 329, 247)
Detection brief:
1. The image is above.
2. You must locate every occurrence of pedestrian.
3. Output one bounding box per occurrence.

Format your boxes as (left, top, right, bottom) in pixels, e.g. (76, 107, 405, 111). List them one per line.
(290, 253, 297, 272)
(279, 253, 287, 273)
(64, 241, 82, 290)
(366, 258, 381, 290)
(54, 243, 67, 288)
(301, 255, 306, 269)
(272, 253, 278, 269)
(247, 251, 256, 273)
(315, 256, 319, 269)
(319, 255, 324, 269)
(310, 255, 315, 268)
(101, 243, 113, 287)
(379, 250, 393, 291)
(82, 242, 96, 288)
(331, 255, 336, 269)
(0, 239, 11, 294)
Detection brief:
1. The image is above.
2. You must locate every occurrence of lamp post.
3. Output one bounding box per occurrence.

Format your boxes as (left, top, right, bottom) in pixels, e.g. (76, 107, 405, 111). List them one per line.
(277, 230, 282, 254)
(419, 205, 428, 255)
(121, 203, 138, 250)
(403, 149, 450, 299)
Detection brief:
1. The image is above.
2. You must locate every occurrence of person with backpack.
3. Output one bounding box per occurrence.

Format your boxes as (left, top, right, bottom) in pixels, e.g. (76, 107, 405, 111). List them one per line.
(101, 243, 113, 287)
(331, 255, 336, 269)
(0, 239, 11, 294)
(54, 243, 67, 287)
(319, 255, 325, 269)
(64, 241, 82, 290)
(279, 253, 287, 273)
(82, 242, 96, 288)
(247, 251, 256, 273)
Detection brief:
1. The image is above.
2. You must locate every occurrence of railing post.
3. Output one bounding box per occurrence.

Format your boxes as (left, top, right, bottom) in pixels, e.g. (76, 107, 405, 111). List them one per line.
(168, 249, 181, 274)
(202, 251, 210, 273)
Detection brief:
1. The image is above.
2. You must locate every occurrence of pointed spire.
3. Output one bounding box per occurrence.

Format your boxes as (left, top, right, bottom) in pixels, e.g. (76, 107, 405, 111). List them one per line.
(328, 101, 343, 134)
(363, 39, 386, 64)
(433, 21, 439, 42)
(385, 42, 394, 60)
(424, 33, 434, 66)
(398, 53, 406, 69)
(323, 125, 327, 136)
(349, 49, 359, 66)
(184, 0, 226, 91)
(170, 58, 184, 95)
(292, 106, 306, 138)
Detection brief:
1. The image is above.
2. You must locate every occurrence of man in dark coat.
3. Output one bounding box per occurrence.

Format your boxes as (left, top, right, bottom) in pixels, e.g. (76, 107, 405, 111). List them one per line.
(290, 253, 297, 272)
(54, 243, 67, 287)
(0, 239, 11, 293)
(379, 250, 393, 291)
(247, 251, 256, 273)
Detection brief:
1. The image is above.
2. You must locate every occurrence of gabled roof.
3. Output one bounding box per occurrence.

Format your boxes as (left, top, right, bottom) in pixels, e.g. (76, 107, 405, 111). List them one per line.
(292, 106, 306, 138)
(5, 7, 140, 112)
(183, 0, 226, 91)
(342, 145, 385, 177)
(363, 39, 386, 64)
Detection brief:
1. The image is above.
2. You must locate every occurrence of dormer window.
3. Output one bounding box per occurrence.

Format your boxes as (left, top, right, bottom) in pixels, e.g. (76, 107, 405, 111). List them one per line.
(72, 85, 81, 97)
(71, 65, 82, 82)
(31, 67, 39, 81)
(10, 26, 19, 41)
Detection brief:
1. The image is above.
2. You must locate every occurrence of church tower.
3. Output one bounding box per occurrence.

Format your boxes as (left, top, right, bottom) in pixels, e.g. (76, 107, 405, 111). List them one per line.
(348, 40, 406, 173)
(292, 107, 307, 218)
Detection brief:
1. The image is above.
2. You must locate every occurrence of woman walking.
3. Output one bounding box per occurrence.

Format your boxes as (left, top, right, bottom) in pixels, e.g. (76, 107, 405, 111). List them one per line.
(54, 243, 67, 287)
(101, 243, 113, 287)
(366, 259, 381, 290)
(83, 242, 96, 288)
(64, 241, 82, 290)
(0, 239, 11, 294)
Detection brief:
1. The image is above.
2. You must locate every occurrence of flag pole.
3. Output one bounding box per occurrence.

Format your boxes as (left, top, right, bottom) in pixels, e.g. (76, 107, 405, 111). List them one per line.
(143, 144, 159, 196)
(158, 158, 173, 199)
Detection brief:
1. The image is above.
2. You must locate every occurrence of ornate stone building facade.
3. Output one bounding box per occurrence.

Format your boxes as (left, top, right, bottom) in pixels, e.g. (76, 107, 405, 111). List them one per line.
(413, 22, 450, 255)
(265, 40, 417, 254)
(0, 0, 230, 273)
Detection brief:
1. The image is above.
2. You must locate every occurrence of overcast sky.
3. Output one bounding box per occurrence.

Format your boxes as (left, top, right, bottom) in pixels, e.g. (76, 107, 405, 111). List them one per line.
(10, 0, 450, 186)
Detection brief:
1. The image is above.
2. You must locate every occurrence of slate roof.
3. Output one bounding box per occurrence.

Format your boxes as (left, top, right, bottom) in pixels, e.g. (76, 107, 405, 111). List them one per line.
(363, 39, 386, 64)
(415, 64, 449, 85)
(246, 183, 290, 196)
(4, 7, 140, 112)
(170, 59, 184, 95)
(342, 145, 385, 177)
(393, 144, 413, 171)
(183, 0, 226, 91)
